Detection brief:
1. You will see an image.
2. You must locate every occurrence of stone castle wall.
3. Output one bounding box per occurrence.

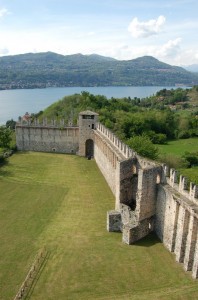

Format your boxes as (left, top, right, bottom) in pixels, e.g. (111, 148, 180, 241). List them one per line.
(94, 123, 136, 207)
(94, 132, 117, 195)
(15, 112, 198, 279)
(97, 122, 198, 279)
(155, 169, 198, 278)
(16, 124, 79, 154)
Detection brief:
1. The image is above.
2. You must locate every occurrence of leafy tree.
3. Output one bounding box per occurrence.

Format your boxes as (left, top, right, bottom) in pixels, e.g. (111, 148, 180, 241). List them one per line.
(0, 126, 12, 149)
(6, 119, 16, 130)
(126, 135, 159, 160)
(146, 131, 167, 144)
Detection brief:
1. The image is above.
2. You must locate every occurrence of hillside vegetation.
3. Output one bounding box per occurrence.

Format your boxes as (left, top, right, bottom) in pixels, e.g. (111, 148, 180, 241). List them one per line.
(0, 52, 198, 89)
(1, 152, 198, 299)
(36, 86, 198, 141)
(30, 86, 198, 182)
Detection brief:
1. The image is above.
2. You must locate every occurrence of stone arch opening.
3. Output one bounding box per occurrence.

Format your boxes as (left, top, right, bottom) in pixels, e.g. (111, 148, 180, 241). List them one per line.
(85, 139, 94, 158)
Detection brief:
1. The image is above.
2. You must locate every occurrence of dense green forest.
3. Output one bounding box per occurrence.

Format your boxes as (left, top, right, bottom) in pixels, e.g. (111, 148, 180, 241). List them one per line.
(0, 52, 198, 89)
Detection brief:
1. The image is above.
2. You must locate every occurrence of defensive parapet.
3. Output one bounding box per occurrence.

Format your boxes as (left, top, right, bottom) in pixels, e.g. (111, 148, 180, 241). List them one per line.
(165, 167, 198, 203)
(17, 116, 77, 127)
(96, 123, 135, 159)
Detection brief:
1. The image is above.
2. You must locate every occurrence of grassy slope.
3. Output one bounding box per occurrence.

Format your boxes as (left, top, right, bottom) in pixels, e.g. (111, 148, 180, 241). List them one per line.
(157, 137, 198, 184)
(157, 138, 198, 157)
(0, 152, 198, 300)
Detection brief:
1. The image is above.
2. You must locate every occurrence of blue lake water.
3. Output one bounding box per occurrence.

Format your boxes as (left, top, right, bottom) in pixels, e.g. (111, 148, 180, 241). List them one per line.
(0, 86, 183, 124)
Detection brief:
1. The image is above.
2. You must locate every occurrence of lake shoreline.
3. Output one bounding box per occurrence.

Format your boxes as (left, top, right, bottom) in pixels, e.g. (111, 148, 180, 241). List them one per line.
(0, 84, 190, 92)
(0, 86, 189, 124)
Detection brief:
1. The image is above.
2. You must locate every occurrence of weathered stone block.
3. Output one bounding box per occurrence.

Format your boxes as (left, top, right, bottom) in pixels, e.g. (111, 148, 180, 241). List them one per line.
(107, 211, 121, 232)
(122, 217, 154, 245)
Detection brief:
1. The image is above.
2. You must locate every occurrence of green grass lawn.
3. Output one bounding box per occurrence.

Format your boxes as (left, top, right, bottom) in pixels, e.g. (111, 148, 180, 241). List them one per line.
(1, 152, 198, 300)
(157, 137, 198, 184)
(157, 138, 198, 157)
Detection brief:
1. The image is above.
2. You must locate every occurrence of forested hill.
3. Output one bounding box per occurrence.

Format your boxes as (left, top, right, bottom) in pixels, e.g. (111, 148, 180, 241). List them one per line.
(32, 86, 198, 141)
(0, 52, 198, 89)
(24, 86, 197, 168)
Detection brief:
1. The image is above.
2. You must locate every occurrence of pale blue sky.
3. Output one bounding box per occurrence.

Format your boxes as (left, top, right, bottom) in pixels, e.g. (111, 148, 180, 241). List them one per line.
(0, 0, 197, 65)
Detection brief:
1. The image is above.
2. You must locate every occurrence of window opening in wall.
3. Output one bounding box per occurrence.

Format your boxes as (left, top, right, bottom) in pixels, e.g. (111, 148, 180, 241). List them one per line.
(52, 148, 56, 152)
(156, 174, 161, 184)
(82, 115, 94, 119)
(132, 164, 137, 175)
(129, 199, 136, 211)
(92, 124, 94, 129)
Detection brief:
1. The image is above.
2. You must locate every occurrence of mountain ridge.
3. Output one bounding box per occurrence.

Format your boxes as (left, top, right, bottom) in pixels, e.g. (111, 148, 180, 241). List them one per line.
(183, 64, 198, 73)
(0, 52, 197, 89)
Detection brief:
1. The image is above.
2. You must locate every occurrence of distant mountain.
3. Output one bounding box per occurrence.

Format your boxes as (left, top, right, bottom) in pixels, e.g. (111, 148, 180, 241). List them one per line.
(183, 64, 198, 73)
(0, 52, 197, 89)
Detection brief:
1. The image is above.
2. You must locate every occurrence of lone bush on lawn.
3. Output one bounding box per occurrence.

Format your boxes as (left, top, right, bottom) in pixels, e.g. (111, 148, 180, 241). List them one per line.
(127, 135, 159, 160)
(182, 151, 198, 167)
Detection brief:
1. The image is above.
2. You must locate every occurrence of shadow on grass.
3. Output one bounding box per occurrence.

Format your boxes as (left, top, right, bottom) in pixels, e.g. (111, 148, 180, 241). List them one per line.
(0, 160, 12, 178)
(134, 232, 161, 248)
(110, 231, 162, 247)
(24, 251, 51, 300)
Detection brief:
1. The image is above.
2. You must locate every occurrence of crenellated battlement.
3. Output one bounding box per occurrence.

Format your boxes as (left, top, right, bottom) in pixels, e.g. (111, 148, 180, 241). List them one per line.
(17, 117, 77, 128)
(163, 167, 198, 203)
(96, 122, 135, 159)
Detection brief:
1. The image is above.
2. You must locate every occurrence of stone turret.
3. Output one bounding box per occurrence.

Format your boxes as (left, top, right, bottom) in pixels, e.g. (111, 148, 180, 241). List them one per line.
(78, 110, 98, 157)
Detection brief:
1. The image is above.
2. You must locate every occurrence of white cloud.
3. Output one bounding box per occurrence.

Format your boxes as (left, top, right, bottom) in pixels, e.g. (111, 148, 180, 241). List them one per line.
(157, 38, 182, 58)
(0, 8, 9, 18)
(103, 38, 198, 66)
(173, 49, 198, 66)
(128, 15, 166, 38)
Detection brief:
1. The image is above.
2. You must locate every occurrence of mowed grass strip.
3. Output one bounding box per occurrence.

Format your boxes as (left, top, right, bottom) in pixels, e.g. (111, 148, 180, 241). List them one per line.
(0, 152, 198, 300)
(157, 137, 198, 157)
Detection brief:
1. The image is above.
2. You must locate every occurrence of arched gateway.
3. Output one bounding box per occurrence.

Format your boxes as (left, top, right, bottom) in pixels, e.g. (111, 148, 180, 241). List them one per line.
(85, 139, 94, 158)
